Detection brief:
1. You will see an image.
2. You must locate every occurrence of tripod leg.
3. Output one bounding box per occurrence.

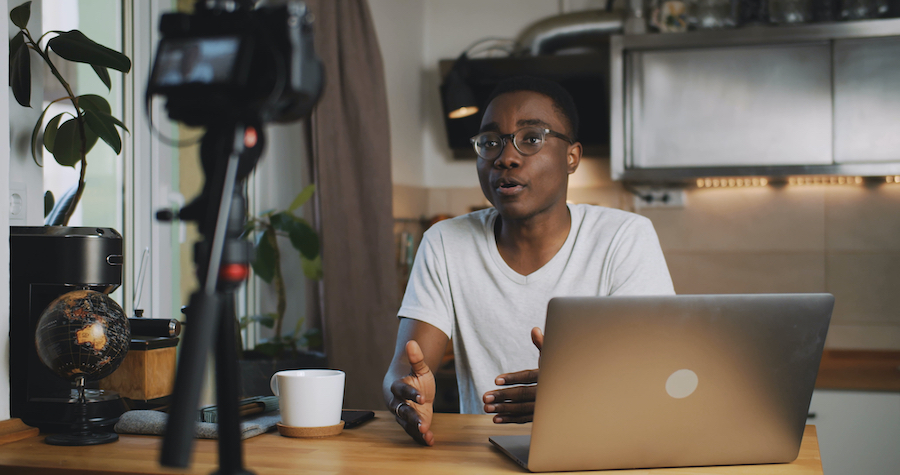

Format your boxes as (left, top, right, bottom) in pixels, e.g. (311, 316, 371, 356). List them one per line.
(214, 296, 253, 475)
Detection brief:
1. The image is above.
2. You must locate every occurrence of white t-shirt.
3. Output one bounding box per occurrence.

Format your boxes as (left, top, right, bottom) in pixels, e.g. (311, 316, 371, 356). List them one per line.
(398, 204, 675, 414)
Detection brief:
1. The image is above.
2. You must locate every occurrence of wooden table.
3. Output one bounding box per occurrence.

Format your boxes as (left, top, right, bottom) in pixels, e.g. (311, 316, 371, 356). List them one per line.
(0, 412, 823, 474)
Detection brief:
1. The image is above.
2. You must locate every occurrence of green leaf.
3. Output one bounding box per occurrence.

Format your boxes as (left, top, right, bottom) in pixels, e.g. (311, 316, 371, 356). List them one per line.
(254, 313, 277, 329)
(48, 30, 131, 73)
(52, 119, 82, 167)
(252, 342, 281, 358)
(301, 254, 323, 280)
(287, 218, 319, 260)
(10, 32, 31, 108)
(84, 110, 121, 154)
(30, 105, 52, 166)
(43, 113, 64, 154)
(252, 229, 276, 283)
(43, 190, 55, 218)
(303, 328, 323, 349)
(10, 2, 31, 29)
(288, 184, 316, 212)
(269, 212, 292, 232)
(78, 94, 111, 114)
(91, 64, 111, 90)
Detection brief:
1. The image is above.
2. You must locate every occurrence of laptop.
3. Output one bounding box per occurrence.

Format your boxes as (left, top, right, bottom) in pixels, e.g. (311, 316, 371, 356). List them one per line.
(489, 293, 833, 472)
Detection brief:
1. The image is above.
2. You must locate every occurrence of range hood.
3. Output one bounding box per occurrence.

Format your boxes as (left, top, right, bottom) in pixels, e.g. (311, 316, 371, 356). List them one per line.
(611, 18, 900, 184)
(439, 10, 624, 159)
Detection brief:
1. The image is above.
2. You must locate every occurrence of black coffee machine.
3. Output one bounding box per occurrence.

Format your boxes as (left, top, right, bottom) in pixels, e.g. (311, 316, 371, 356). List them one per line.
(9, 226, 126, 431)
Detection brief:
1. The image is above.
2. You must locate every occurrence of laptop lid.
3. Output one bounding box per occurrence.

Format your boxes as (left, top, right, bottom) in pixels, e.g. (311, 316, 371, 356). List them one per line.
(492, 293, 833, 472)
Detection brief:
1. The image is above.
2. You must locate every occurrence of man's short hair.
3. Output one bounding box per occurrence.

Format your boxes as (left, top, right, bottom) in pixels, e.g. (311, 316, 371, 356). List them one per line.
(485, 76, 579, 141)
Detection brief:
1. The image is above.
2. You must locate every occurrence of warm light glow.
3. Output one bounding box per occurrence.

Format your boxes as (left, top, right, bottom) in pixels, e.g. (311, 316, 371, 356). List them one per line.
(887, 176, 900, 184)
(787, 176, 863, 186)
(448, 106, 479, 119)
(695, 177, 768, 188)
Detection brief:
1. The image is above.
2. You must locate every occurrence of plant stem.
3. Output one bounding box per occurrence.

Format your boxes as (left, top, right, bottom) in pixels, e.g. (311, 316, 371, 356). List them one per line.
(24, 28, 88, 225)
(266, 224, 287, 341)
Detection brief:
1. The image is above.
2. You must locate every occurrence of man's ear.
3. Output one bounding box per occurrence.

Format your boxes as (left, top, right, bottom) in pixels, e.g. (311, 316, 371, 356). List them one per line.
(567, 142, 583, 174)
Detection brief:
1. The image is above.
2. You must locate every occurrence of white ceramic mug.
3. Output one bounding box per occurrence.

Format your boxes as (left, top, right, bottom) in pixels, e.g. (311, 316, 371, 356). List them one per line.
(270, 369, 345, 428)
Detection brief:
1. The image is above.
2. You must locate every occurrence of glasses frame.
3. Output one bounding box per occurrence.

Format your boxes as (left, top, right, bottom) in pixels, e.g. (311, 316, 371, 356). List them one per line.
(470, 127, 574, 161)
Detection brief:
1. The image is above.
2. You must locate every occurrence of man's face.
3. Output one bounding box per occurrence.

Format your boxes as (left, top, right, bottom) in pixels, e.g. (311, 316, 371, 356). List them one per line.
(477, 91, 581, 221)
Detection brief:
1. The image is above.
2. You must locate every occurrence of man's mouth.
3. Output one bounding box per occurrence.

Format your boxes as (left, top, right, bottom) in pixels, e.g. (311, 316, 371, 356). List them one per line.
(495, 179, 525, 196)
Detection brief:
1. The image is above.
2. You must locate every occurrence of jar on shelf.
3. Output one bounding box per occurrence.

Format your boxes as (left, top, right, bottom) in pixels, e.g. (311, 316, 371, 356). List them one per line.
(840, 0, 889, 19)
(770, 0, 813, 22)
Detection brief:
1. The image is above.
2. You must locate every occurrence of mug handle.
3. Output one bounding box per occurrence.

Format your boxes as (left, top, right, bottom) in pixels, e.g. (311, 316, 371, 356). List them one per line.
(270, 374, 279, 396)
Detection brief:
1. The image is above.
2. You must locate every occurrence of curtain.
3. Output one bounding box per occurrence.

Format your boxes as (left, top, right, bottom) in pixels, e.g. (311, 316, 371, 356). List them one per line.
(306, 0, 398, 410)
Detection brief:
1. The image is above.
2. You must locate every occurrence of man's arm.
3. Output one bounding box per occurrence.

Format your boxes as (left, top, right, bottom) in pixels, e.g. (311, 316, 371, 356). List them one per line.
(383, 317, 449, 446)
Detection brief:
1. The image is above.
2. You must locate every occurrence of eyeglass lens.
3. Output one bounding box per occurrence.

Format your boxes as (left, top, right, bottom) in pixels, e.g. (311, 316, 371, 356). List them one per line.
(473, 127, 546, 160)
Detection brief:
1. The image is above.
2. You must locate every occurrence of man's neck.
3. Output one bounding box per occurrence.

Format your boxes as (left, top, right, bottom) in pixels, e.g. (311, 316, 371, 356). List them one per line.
(494, 202, 572, 276)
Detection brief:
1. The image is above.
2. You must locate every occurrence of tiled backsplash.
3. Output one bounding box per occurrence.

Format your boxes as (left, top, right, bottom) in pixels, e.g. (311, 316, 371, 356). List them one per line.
(393, 175, 900, 350)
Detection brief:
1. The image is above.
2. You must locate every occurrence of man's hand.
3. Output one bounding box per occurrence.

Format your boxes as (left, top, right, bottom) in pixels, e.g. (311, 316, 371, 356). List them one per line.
(389, 340, 437, 446)
(483, 327, 543, 424)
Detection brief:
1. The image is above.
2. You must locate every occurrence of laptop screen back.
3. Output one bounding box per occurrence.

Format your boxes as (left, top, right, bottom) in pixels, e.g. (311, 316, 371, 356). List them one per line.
(525, 293, 833, 472)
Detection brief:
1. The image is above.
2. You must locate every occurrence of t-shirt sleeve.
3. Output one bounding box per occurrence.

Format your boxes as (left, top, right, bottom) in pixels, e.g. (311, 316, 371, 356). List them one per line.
(605, 216, 675, 296)
(397, 228, 454, 338)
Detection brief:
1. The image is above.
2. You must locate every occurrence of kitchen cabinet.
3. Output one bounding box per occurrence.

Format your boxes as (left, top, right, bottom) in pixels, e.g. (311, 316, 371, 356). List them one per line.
(611, 18, 900, 183)
(806, 389, 900, 475)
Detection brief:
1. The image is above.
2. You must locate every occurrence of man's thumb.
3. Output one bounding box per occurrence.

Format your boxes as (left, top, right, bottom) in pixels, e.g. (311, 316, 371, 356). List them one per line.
(531, 327, 544, 352)
(406, 340, 431, 376)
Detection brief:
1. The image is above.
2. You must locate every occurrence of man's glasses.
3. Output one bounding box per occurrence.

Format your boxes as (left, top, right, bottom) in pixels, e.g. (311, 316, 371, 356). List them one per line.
(470, 127, 573, 161)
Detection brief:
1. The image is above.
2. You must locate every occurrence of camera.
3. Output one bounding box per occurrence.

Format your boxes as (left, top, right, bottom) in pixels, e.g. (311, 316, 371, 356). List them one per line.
(147, 0, 323, 127)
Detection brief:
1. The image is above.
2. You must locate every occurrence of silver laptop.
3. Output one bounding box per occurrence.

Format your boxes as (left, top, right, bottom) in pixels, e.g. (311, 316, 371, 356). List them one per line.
(490, 293, 833, 472)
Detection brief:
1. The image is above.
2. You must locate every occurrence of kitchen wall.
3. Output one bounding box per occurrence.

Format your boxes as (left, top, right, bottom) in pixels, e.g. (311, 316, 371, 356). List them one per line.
(371, 0, 900, 351)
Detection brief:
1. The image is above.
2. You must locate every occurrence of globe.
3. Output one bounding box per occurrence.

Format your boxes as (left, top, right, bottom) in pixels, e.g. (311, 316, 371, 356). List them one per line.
(35, 290, 131, 384)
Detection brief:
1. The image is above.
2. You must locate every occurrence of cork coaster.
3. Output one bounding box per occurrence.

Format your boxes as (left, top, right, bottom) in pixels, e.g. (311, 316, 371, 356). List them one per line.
(277, 421, 344, 438)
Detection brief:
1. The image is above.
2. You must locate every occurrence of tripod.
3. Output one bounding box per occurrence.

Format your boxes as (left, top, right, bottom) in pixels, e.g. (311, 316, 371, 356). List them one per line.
(159, 122, 265, 474)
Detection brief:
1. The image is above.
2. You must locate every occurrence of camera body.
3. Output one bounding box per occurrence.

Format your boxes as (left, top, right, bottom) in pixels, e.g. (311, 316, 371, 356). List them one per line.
(148, 0, 323, 127)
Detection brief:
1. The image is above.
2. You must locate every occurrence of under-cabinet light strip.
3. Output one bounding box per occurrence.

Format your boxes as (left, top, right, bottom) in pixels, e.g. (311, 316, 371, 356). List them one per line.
(696, 178, 768, 188)
(788, 176, 863, 186)
(885, 176, 900, 184)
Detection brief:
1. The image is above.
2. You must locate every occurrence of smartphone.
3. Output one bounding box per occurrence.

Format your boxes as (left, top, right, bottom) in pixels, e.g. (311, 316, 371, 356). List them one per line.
(341, 410, 375, 429)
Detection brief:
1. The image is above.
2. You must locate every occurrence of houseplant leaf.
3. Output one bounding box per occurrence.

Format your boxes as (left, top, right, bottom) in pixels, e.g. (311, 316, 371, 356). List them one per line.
(43, 190, 55, 218)
(30, 105, 52, 165)
(301, 254, 323, 280)
(252, 229, 277, 283)
(288, 184, 316, 212)
(91, 64, 111, 90)
(78, 94, 111, 114)
(43, 113, 64, 154)
(10, 1, 31, 29)
(48, 30, 132, 73)
(287, 218, 319, 260)
(52, 118, 98, 167)
(10, 31, 31, 107)
(84, 109, 122, 154)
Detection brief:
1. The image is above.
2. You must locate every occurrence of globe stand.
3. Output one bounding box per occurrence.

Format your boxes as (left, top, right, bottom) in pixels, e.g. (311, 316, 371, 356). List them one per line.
(45, 376, 119, 446)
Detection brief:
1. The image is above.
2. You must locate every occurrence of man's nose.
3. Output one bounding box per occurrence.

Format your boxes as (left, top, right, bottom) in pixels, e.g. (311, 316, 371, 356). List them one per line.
(494, 137, 522, 168)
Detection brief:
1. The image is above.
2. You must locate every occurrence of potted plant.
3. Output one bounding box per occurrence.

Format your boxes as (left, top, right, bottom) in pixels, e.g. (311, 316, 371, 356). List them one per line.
(238, 183, 326, 396)
(9, 1, 131, 225)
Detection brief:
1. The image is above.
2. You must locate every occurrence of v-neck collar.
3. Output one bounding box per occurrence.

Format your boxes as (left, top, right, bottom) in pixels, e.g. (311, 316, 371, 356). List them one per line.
(485, 204, 579, 285)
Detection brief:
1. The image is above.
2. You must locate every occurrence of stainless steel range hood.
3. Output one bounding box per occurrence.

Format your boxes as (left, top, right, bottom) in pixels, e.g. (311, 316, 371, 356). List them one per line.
(611, 18, 900, 184)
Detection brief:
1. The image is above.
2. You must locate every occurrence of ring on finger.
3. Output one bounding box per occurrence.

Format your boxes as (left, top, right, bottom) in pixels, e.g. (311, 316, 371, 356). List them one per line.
(394, 401, 408, 415)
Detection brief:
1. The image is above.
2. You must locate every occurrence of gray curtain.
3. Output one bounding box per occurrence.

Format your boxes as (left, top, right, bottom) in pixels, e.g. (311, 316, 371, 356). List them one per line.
(306, 0, 399, 410)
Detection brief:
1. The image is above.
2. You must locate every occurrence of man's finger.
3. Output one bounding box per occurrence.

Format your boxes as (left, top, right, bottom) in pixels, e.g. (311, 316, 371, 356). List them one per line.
(405, 340, 431, 377)
(394, 404, 429, 446)
(495, 369, 539, 386)
(484, 385, 537, 405)
(492, 413, 535, 424)
(484, 401, 536, 415)
(390, 380, 422, 403)
(531, 327, 544, 352)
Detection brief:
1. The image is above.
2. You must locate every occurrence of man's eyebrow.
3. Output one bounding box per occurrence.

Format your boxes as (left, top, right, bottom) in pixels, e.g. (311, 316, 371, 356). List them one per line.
(480, 118, 551, 133)
(518, 118, 550, 128)
(479, 122, 500, 133)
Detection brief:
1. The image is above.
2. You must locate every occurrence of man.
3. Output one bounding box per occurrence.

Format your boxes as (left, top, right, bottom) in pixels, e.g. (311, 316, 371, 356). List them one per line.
(383, 77, 674, 446)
